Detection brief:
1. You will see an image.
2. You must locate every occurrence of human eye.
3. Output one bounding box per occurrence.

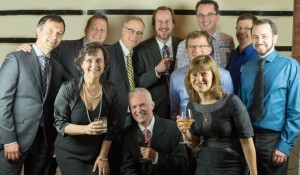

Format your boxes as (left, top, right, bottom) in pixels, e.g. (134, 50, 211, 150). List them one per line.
(196, 13, 205, 18)
(128, 28, 135, 34)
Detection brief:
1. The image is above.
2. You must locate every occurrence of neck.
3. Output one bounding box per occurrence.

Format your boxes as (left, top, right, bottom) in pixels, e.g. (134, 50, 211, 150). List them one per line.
(238, 42, 251, 53)
(35, 42, 51, 56)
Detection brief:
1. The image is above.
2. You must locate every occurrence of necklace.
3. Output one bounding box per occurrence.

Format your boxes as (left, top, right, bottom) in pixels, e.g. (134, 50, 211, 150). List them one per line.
(83, 84, 102, 123)
(84, 83, 102, 99)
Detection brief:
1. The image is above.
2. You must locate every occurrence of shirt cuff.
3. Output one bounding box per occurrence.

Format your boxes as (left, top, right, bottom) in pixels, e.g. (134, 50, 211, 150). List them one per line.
(4, 142, 17, 147)
(155, 68, 161, 78)
(153, 152, 158, 164)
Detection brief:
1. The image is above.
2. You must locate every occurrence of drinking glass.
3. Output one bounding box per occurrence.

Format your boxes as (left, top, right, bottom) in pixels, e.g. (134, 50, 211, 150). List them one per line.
(179, 109, 194, 144)
(94, 116, 107, 133)
(137, 129, 149, 162)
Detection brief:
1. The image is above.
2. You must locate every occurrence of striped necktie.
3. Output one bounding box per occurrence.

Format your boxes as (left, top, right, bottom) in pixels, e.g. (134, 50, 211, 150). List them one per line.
(162, 45, 170, 58)
(126, 53, 135, 89)
(40, 55, 49, 97)
(143, 128, 151, 147)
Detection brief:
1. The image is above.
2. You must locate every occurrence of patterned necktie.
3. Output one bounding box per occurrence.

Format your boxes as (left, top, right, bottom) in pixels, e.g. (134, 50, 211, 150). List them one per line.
(251, 59, 266, 120)
(40, 55, 49, 97)
(143, 128, 151, 147)
(126, 53, 135, 89)
(162, 45, 170, 58)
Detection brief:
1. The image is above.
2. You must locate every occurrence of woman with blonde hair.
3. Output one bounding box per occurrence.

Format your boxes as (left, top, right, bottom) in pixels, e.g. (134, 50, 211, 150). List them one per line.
(177, 55, 257, 175)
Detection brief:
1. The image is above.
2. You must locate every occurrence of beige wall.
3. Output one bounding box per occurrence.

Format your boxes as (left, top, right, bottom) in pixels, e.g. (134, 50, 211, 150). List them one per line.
(1, 1, 298, 174)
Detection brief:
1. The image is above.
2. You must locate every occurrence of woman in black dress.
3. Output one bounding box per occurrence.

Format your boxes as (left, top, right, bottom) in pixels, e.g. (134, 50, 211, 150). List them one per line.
(54, 42, 118, 175)
(176, 55, 257, 175)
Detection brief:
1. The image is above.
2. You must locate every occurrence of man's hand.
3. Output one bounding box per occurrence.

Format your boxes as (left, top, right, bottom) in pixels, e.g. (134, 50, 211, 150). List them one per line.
(272, 149, 288, 166)
(4, 143, 21, 161)
(140, 147, 156, 162)
(155, 57, 174, 74)
(16, 43, 32, 52)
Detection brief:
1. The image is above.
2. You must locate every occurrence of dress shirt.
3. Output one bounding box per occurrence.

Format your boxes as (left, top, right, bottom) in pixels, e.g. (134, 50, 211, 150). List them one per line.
(175, 31, 234, 69)
(226, 44, 258, 94)
(239, 50, 300, 155)
(170, 65, 234, 120)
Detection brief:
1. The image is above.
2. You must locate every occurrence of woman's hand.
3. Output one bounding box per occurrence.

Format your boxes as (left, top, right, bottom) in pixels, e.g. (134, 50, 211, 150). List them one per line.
(84, 122, 106, 135)
(93, 156, 110, 175)
(176, 115, 186, 133)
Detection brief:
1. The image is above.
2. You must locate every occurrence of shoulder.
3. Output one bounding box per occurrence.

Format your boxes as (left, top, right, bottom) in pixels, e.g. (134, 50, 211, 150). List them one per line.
(172, 36, 183, 44)
(216, 32, 234, 40)
(136, 37, 156, 49)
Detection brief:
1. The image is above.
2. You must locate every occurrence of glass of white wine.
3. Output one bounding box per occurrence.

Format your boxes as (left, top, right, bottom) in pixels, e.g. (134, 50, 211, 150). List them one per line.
(179, 109, 195, 144)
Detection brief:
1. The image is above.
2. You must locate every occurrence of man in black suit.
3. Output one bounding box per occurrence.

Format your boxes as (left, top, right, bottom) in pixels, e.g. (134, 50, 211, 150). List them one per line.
(133, 6, 183, 119)
(0, 15, 65, 175)
(103, 16, 145, 175)
(121, 88, 188, 175)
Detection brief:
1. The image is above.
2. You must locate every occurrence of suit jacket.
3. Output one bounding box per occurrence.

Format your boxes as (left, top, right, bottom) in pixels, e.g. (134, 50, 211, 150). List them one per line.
(0, 49, 63, 152)
(133, 36, 182, 119)
(121, 116, 189, 175)
(103, 41, 131, 129)
(52, 38, 84, 81)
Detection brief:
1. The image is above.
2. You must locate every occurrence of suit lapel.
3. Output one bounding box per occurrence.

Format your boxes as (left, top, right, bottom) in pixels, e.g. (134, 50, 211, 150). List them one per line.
(148, 37, 163, 66)
(150, 116, 164, 148)
(128, 124, 143, 158)
(28, 50, 43, 99)
(115, 42, 131, 89)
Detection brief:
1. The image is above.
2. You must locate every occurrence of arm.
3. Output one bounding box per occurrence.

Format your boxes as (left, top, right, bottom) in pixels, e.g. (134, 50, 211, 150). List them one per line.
(176, 116, 200, 149)
(169, 72, 180, 120)
(220, 68, 234, 94)
(175, 40, 189, 69)
(240, 138, 257, 175)
(93, 140, 112, 174)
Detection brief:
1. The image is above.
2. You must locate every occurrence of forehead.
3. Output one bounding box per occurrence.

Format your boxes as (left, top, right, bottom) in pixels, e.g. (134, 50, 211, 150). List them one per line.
(252, 23, 272, 35)
(88, 18, 107, 27)
(197, 4, 216, 13)
(85, 49, 104, 58)
(155, 10, 172, 20)
(188, 36, 209, 45)
(129, 92, 149, 104)
(126, 20, 145, 31)
(237, 19, 253, 26)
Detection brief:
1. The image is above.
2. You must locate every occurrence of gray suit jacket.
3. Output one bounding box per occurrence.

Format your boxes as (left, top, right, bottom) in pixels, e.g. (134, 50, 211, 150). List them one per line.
(0, 49, 63, 152)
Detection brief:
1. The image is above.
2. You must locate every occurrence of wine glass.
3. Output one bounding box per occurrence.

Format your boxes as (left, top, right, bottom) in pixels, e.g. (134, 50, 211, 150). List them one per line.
(179, 109, 194, 144)
(137, 129, 149, 162)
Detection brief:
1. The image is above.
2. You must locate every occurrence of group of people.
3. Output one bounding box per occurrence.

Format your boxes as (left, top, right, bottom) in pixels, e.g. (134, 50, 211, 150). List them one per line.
(0, 0, 300, 175)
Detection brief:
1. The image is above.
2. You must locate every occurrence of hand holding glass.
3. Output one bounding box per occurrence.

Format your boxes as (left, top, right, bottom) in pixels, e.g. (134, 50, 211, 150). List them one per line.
(137, 129, 149, 162)
(94, 117, 107, 133)
(179, 109, 195, 144)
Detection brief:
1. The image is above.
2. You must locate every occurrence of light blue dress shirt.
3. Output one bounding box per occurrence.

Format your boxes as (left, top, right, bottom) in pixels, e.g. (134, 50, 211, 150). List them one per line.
(239, 50, 300, 155)
(170, 65, 234, 120)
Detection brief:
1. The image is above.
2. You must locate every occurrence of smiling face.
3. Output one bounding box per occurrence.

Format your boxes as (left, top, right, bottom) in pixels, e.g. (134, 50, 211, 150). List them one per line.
(196, 4, 219, 35)
(36, 20, 64, 55)
(154, 9, 175, 43)
(84, 18, 108, 43)
(186, 36, 212, 61)
(81, 49, 105, 80)
(190, 69, 213, 94)
(251, 23, 277, 57)
(236, 19, 253, 47)
(129, 90, 155, 127)
(121, 19, 145, 51)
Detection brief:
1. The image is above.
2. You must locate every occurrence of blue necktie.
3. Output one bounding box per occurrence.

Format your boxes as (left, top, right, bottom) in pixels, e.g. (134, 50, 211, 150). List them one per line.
(162, 45, 170, 58)
(40, 56, 49, 97)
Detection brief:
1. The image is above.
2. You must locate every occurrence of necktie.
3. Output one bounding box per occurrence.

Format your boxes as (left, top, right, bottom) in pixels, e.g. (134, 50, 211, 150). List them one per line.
(162, 45, 170, 58)
(126, 53, 135, 89)
(143, 128, 151, 147)
(210, 39, 215, 58)
(251, 59, 266, 120)
(40, 55, 49, 97)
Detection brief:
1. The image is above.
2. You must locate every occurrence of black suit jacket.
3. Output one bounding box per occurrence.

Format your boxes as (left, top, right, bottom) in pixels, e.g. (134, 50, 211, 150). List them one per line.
(0, 49, 63, 152)
(103, 41, 131, 129)
(121, 116, 189, 175)
(133, 36, 182, 119)
(51, 38, 84, 81)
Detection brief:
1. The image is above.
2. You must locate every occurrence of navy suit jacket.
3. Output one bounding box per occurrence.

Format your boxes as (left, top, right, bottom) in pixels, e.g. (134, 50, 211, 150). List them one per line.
(133, 36, 182, 119)
(121, 116, 189, 175)
(0, 49, 63, 152)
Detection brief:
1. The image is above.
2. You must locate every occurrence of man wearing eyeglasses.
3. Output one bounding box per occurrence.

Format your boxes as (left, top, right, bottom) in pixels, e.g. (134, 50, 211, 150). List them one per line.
(133, 6, 183, 120)
(175, 0, 235, 69)
(226, 13, 259, 94)
(103, 16, 145, 175)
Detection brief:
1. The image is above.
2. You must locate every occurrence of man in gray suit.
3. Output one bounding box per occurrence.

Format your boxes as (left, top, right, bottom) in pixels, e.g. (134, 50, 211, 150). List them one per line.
(0, 15, 65, 175)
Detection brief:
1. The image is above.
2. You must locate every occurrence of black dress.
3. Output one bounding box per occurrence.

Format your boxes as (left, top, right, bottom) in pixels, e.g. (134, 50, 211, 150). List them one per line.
(188, 93, 253, 175)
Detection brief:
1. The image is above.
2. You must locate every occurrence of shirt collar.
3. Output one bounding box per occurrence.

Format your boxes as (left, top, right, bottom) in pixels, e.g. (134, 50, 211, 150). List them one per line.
(155, 36, 172, 50)
(32, 44, 50, 59)
(138, 116, 155, 134)
(119, 39, 131, 57)
(259, 50, 278, 63)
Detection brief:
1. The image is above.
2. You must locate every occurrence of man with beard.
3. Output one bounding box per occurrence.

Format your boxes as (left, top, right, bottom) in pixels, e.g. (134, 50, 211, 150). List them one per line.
(133, 6, 182, 119)
(175, 0, 235, 69)
(239, 19, 300, 175)
(226, 13, 258, 94)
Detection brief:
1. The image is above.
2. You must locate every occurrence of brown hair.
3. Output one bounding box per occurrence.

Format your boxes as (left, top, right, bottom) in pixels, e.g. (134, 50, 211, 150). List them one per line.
(184, 55, 224, 103)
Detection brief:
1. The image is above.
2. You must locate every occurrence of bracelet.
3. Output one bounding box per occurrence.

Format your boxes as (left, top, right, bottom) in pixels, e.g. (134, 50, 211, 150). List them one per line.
(99, 158, 108, 161)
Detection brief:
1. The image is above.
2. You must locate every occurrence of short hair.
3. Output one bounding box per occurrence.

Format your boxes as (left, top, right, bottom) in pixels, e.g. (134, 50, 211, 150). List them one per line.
(37, 15, 65, 33)
(151, 6, 175, 26)
(236, 13, 258, 25)
(185, 30, 212, 49)
(252, 19, 278, 35)
(184, 55, 224, 103)
(195, 0, 219, 14)
(128, 87, 152, 102)
(123, 16, 145, 28)
(85, 13, 108, 29)
(74, 42, 110, 71)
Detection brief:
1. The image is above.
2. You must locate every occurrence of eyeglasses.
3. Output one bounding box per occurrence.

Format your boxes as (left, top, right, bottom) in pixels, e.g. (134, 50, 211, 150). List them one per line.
(196, 13, 218, 19)
(235, 26, 252, 31)
(124, 26, 143, 36)
(188, 45, 210, 49)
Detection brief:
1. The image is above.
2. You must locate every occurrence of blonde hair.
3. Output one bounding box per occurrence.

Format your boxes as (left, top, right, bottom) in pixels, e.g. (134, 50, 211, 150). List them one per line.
(184, 55, 224, 103)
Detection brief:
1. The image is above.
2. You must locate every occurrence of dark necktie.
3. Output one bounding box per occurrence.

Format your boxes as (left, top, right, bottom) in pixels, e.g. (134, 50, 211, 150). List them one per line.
(251, 59, 266, 120)
(143, 128, 151, 147)
(40, 55, 49, 97)
(126, 53, 135, 89)
(210, 38, 215, 58)
(162, 45, 170, 58)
